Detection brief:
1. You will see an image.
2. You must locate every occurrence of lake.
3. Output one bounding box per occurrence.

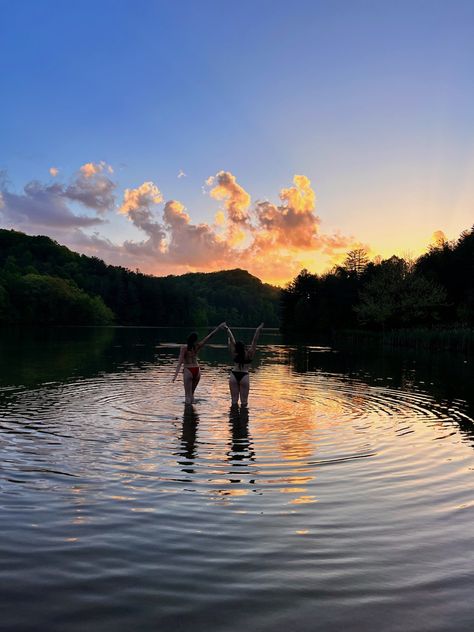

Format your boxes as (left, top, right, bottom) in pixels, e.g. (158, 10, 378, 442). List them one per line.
(1, 326, 473, 632)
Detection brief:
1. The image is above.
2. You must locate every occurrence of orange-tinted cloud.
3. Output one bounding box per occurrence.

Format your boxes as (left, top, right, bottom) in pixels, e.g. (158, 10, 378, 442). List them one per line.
(252, 175, 352, 253)
(80, 161, 113, 177)
(209, 171, 251, 224)
(120, 181, 163, 215)
(1, 165, 359, 284)
(80, 162, 101, 178)
(119, 182, 166, 254)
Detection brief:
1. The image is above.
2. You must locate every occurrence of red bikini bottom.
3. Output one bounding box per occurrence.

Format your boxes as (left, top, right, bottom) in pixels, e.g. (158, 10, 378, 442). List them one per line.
(184, 367, 200, 379)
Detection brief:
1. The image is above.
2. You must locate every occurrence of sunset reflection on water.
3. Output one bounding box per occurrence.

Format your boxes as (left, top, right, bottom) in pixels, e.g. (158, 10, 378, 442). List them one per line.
(1, 327, 474, 632)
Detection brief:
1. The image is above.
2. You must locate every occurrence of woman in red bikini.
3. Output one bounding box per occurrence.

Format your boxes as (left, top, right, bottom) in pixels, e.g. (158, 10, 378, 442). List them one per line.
(225, 322, 264, 406)
(172, 323, 226, 404)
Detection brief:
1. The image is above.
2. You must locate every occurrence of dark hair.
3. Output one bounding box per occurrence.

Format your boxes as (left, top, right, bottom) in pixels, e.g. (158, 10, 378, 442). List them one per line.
(187, 332, 198, 351)
(234, 340, 248, 367)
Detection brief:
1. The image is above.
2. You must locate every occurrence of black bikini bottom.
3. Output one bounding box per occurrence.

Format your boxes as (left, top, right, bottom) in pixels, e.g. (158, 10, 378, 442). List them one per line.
(231, 371, 248, 383)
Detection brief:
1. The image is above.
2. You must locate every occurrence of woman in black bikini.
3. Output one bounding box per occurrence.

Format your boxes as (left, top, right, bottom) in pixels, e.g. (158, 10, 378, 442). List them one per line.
(172, 323, 226, 404)
(225, 322, 264, 406)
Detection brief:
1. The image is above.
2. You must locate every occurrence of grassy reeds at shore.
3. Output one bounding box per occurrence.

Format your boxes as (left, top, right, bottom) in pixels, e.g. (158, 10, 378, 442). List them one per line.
(334, 328, 474, 354)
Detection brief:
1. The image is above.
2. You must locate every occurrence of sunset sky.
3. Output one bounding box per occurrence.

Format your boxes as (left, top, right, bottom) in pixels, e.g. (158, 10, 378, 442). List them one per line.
(1, 0, 473, 285)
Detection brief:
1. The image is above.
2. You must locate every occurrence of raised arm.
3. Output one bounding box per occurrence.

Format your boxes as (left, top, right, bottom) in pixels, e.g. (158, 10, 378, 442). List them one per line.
(225, 324, 236, 355)
(248, 322, 264, 360)
(196, 322, 226, 351)
(172, 345, 186, 382)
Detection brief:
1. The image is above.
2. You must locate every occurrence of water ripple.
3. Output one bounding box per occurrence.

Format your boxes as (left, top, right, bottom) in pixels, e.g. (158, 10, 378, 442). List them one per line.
(0, 341, 473, 632)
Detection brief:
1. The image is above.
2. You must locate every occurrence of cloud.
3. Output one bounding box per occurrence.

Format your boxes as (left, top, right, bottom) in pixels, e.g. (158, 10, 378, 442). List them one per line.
(0, 180, 104, 230)
(1, 166, 358, 284)
(205, 172, 351, 260)
(163, 199, 190, 227)
(118, 187, 231, 267)
(80, 161, 113, 177)
(119, 182, 166, 255)
(162, 200, 231, 266)
(80, 163, 100, 178)
(214, 210, 225, 226)
(119, 181, 164, 237)
(207, 171, 253, 246)
(120, 181, 163, 215)
(253, 175, 320, 249)
(0, 163, 118, 250)
(209, 171, 251, 224)
(65, 162, 116, 213)
(250, 175, 353, 261)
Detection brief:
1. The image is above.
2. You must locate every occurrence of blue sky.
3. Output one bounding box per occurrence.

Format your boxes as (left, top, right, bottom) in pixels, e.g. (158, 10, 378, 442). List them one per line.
(1, 0, 473, 283)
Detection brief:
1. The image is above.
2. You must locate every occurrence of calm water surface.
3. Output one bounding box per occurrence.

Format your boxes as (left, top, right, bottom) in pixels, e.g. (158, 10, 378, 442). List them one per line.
(1, 327, 473, 632)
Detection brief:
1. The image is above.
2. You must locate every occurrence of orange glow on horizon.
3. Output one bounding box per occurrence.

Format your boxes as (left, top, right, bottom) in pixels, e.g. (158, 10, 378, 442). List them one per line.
(141, 231, 440, 286)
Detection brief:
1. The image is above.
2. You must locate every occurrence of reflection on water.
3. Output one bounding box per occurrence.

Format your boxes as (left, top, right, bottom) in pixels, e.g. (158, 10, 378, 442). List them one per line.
(1, 326, 474, 632)
(179, 405, 199, 471)
(228, 404, 254, 465)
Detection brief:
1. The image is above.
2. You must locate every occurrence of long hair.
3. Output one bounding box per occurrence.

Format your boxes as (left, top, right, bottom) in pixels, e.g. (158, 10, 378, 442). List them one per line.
(234, 340, 247, 367)
(187, 332, 198, 351)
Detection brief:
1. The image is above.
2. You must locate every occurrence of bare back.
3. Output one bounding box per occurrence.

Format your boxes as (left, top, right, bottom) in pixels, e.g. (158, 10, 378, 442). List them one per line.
(182, 345, 199, 367)
(232, 350, 253, 373)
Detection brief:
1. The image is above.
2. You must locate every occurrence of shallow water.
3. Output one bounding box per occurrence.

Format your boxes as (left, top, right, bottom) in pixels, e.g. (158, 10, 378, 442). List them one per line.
(1, 327, 473, 632)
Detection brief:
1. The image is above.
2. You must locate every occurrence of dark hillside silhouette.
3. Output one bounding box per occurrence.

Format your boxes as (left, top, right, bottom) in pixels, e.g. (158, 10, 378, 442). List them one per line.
(0, 230, 280, 326)
(281, 226, 474, 339)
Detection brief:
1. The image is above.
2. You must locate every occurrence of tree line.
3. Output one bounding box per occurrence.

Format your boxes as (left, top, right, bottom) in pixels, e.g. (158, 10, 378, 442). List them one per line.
(0, 229, 280, 326)
(281, 226, 474, 334)
(1, 226, 472, 333)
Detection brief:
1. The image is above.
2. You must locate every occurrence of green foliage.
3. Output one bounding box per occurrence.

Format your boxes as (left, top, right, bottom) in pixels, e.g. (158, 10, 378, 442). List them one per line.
(4, 274, 114, 325)
(0, 229, 280, 327)
(282, 225, 474, 334)
(355, 257, 446, 327)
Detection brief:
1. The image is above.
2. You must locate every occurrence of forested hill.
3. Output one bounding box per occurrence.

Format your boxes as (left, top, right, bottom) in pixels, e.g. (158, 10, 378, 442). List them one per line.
(0, 229, 280, 326)
(281, 225, 474, 335)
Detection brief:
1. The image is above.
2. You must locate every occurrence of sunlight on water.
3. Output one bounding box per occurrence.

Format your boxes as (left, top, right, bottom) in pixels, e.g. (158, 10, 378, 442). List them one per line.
(1, 327, 473, 632)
